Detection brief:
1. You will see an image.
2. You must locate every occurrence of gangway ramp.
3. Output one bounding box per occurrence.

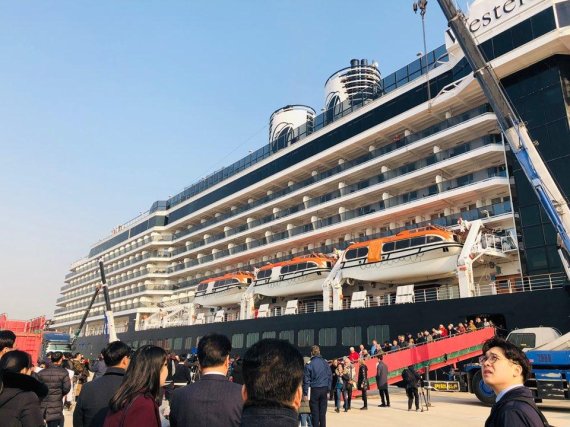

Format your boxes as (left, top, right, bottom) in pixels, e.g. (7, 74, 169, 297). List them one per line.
(358, 327, 495, 393)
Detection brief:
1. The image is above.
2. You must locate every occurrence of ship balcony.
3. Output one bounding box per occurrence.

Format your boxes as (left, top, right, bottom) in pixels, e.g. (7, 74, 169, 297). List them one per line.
(166, 130, 503, 264)
(54, 284, 175, 316)
(62, 234, 173, 288)
(51, 300, 160, 329)
(168, 105, 496, 246)
(166, 168, 510, 278)
(57, 278, 176, 306)
(62, 256, 172, 295)
(165, 141, 507, 267)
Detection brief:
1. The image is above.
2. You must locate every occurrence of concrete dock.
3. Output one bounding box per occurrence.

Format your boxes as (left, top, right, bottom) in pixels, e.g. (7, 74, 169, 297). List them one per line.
(64, 387, 570, 426)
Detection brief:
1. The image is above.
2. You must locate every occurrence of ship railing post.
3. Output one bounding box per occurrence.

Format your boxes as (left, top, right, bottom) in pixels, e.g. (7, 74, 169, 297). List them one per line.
(548, 274, 552, 289)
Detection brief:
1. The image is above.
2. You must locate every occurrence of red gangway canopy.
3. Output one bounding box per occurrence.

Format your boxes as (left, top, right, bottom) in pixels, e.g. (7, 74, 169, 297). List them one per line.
(356, 327, 495, 392)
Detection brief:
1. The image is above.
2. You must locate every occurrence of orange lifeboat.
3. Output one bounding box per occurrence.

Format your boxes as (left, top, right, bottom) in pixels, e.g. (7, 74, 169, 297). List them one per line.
(254, 253, 336, 297)
(194, 272, 254, 307)
(340, 225, 461, 283)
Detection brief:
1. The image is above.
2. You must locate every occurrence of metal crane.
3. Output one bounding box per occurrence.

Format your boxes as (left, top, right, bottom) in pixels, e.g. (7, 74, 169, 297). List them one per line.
(70, 260, 118, 346)
(436, 0, 570, 278)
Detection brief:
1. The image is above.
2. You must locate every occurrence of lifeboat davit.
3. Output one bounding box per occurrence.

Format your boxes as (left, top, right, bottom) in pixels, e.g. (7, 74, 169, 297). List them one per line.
(340, 225, 462, 283)
(193, 272, 254, 307)
(253, 254, 336, 297)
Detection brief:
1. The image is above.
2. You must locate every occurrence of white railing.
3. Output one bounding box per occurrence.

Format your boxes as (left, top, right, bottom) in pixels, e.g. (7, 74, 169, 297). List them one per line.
(90, 272, 567, 334)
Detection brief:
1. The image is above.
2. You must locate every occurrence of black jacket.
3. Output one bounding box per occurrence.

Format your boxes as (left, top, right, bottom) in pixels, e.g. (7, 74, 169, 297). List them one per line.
(73, 367, 126, 427)
(485, 386, 547, 427)
(240, 405, 299, 427)
(402, 368, 421, 389)
(37, 365, 71, 422)
(0, 371, 48, 427)
(171, 363, 191, 386)
(357, 364, 369, 391)
(169, 373, 243, 427)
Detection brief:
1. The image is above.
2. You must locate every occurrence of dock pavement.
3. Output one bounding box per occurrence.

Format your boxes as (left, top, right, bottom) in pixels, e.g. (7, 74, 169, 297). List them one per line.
(64, 386, 570, 426)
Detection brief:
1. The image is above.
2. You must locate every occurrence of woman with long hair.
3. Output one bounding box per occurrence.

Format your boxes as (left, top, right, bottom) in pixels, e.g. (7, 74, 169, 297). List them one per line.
(0, 350, 48, 427)
(103, 345, 167, 427)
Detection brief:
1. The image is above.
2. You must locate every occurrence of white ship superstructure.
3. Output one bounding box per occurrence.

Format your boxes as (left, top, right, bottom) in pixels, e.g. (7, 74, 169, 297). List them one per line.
(53, 0, 570, 337)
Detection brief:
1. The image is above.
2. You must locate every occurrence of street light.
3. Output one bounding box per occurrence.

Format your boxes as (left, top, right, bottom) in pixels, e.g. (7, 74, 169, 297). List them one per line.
(413, 0, 432, 108)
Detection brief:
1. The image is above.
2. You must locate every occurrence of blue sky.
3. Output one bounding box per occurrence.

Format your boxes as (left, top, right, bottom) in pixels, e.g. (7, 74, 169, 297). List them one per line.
(0, 1, 453, 319)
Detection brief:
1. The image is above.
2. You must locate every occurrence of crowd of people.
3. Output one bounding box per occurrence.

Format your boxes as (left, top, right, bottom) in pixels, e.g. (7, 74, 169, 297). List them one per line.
(0, 325, 550, 427)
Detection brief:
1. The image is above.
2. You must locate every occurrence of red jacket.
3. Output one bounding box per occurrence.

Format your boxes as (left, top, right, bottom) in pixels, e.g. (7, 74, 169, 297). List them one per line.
(103, 394, 161, 427)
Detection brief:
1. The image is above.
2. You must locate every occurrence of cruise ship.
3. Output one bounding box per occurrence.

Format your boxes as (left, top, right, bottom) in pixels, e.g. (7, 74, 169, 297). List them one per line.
(53, 0, 570, 358)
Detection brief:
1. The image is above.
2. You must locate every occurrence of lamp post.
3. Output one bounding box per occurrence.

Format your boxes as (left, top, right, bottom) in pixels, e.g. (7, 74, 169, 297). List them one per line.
(413, 0, 432, 108)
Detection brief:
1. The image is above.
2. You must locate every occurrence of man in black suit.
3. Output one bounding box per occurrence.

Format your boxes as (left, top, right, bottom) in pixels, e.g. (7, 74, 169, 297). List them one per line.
(73, 341, 131, 427)
(240, 339, 304, 427)
(170, 333, 243, 427)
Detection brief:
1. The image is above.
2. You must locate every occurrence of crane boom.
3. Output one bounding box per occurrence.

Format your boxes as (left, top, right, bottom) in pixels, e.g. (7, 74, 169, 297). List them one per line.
(436, 0, 570, 276)
(70, 260, 118, 346)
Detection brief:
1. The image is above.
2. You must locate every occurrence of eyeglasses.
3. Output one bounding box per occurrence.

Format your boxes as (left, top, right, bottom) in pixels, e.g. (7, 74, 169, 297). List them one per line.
(479, 354, 507, 365)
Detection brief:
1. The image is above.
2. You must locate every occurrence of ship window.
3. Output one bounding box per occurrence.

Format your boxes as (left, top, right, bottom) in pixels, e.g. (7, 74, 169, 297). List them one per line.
(318, 328, 337, 347)
(341, 326, 362, 346)
(173, 337, 183, 351)
(184, 337, 193, 349)
(367, 325, 390, 344)
(197, 283, 208, 292)
(307, 262, 318, 269)
(395, 239, 410, 250)
(257, 270, 272, 279)
(279, 330, 294, 344)
(232, 334, 244, 349)
(298, 329, 315, 347)
(262, 331, 276, 339)
(345, 247, 369, 260)
(410, 237, 426, 247)
(382, 242, 395, 252)
(426, 236, 443, 243)
(246, 332, 260, 347)
(280, 266, 289, 274)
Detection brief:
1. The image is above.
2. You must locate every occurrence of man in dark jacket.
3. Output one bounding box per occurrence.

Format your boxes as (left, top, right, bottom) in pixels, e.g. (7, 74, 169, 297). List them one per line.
(169, 333, 243, 427)
(482, 336, 548, 427)
(240, 339, 304, 427)
(38, 351, 71, 427)
(172, 354, 191, 388)
(375, 354, 390, 407)
(303, 345, 332, 427)
(401, 365, 421, 411)
(73, 341, 131, 427)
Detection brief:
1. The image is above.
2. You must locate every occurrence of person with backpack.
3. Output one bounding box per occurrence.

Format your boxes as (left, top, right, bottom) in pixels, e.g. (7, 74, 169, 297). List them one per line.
(401, 365, 421, 411)
(481, 336, 550, 427)
(71, 353, 89, 399)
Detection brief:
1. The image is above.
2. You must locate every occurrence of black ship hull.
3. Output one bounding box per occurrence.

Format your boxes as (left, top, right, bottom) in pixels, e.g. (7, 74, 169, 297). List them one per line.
(74, 286, 570, 359)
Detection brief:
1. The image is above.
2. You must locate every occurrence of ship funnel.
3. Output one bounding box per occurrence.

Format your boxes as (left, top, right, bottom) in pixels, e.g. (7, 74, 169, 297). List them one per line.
(324, 59, 382, 121)
(269, 105, 316, 154)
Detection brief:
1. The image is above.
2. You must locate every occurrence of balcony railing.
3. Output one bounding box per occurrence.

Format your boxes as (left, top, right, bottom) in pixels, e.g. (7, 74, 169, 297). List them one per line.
(172, 104, 494, 243)
(167, 167, 508, 274)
